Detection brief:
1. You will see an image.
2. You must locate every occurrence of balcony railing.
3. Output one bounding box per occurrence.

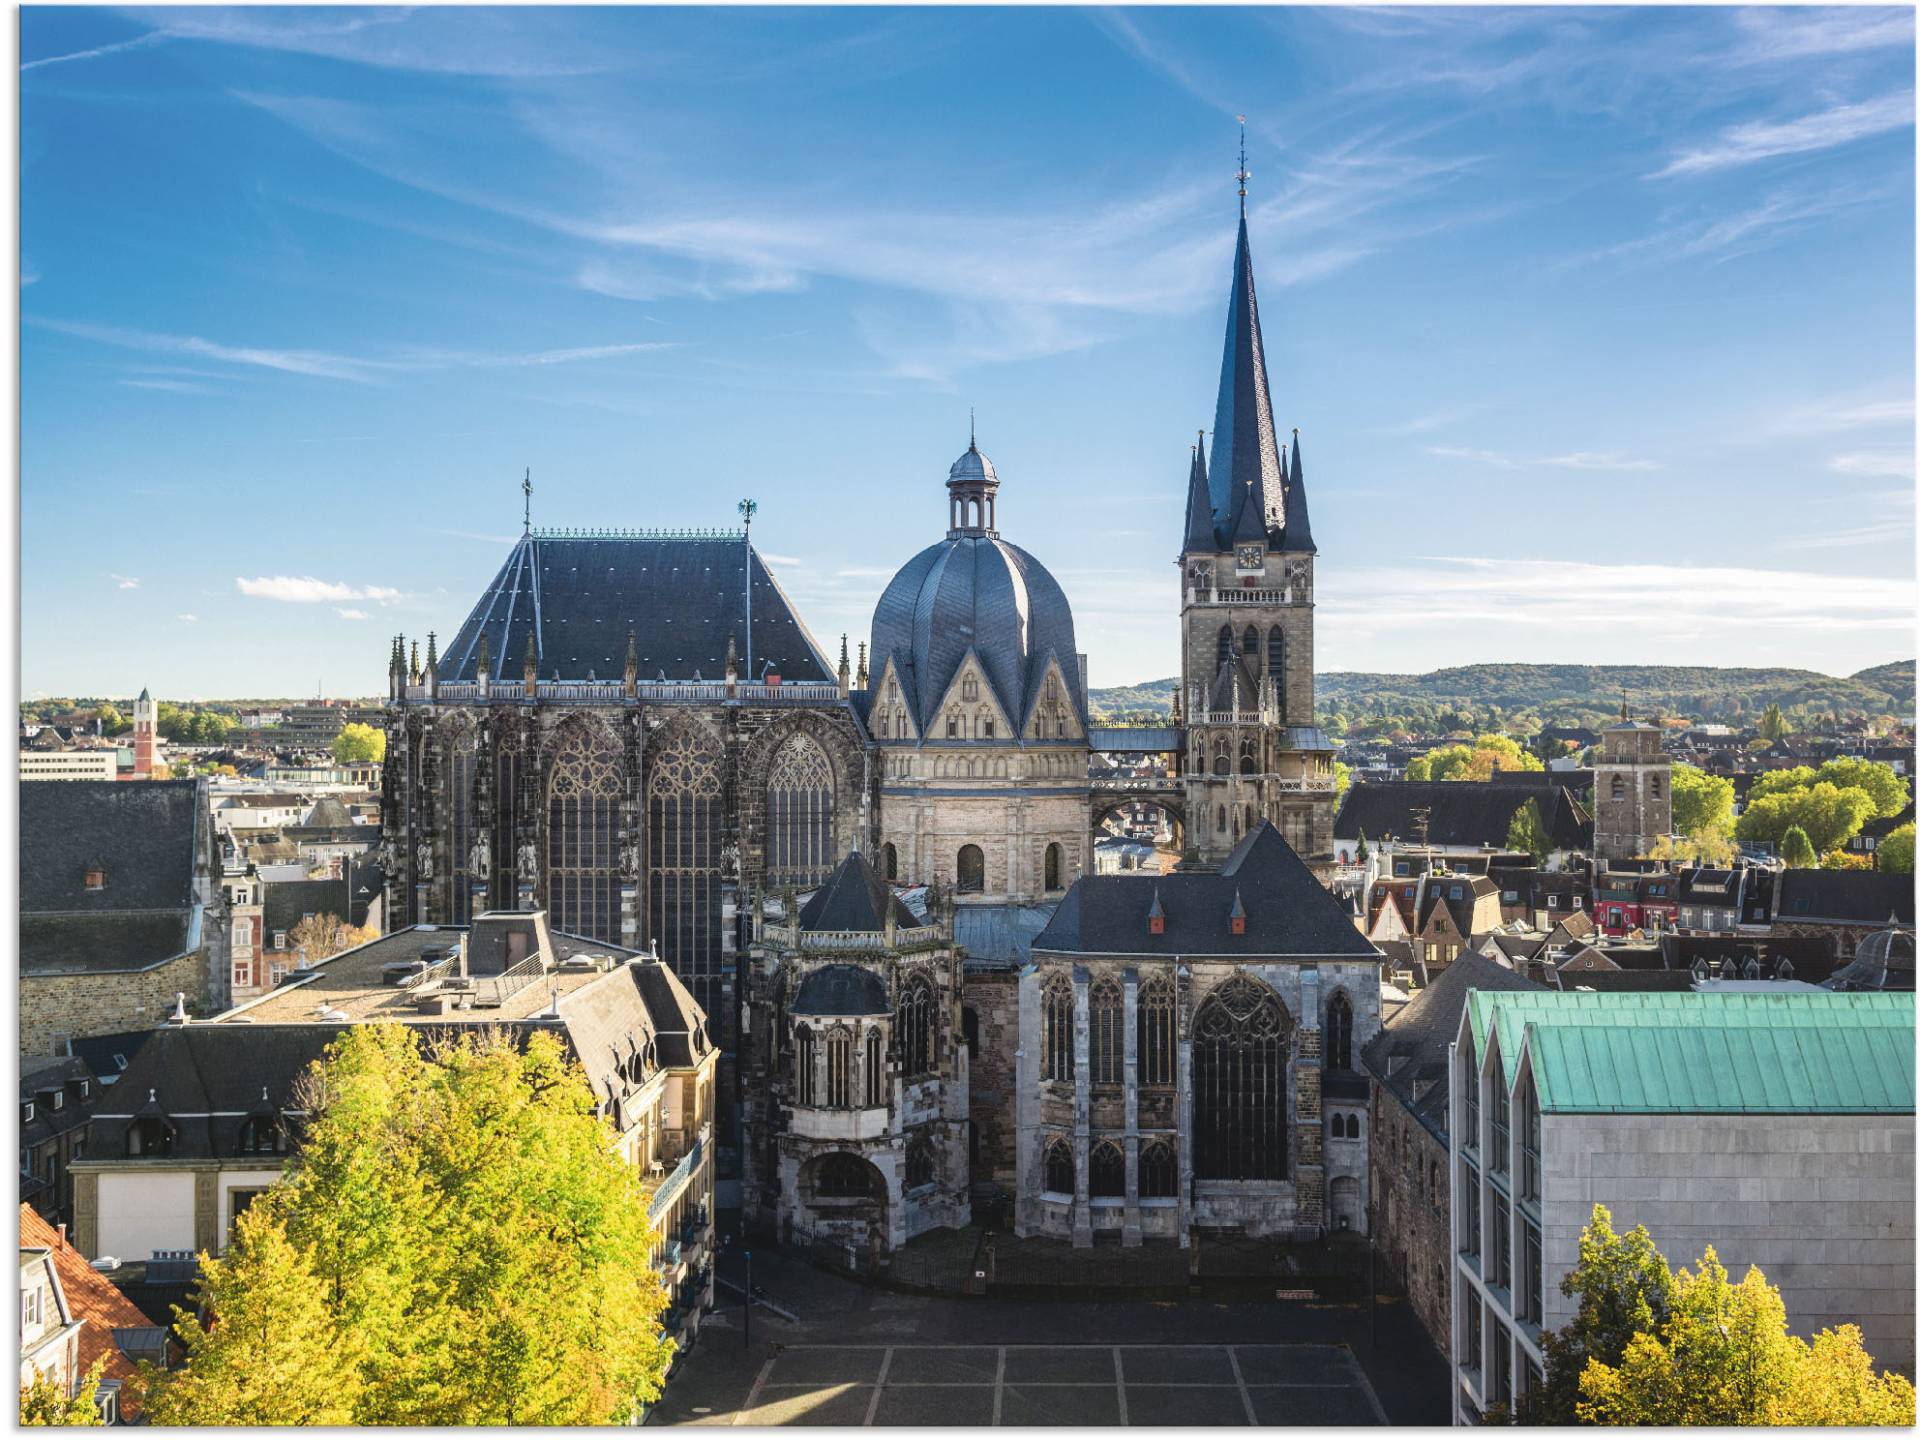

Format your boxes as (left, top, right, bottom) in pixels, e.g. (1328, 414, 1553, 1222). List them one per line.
(1185, 587, 1309, 607)
(400, 680, 845, 706)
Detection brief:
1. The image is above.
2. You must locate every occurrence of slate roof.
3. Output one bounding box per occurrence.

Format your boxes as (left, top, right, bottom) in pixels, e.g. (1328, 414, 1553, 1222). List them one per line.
(21, 779, 199, 913)
(797, 852, 919, 933)
(954, 903, 1058, 970)
(1334, 780, 1591, 851)
(1774, 870, 1916, 926)
(791, 964, 890, 1017)
(19, 1207, 155, 1414)
(1827, 928, 1917, 993)
(263, 878, 350, 938)
(1034, 821, 1379, 958)
(1362, 950, 1540, 1143)
(1206, 216, 1298, 550)
(868, 529, 1084, 736)
(438, 534, 835, 684)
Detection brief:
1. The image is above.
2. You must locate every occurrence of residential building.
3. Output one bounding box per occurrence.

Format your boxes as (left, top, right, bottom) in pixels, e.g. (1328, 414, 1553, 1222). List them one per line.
(1335, 781, 1591, 873)
(19, 779, 230, 1056)
(20, 1056, 100, 1227)
(1449, 990, 1916, 1422)
(18, 1206, 158, 1423)
(1772, 870, 1917, 960)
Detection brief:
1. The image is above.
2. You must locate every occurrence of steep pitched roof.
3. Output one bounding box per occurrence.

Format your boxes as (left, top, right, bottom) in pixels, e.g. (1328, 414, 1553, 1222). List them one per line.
(19, 1207, 155, 1414)
(1182, 435, 1219, 553)
(1207, 216, 1286, 540)
(1280, 427, 1316, 554)
(1335, 780, 1591, 852)
(1775, 869, 1916, 926)
(439, 534, 834, 684)
(1034, 821, 1378, 957)
(797, 852, 919, 933)
(791, 964, 890, 1017)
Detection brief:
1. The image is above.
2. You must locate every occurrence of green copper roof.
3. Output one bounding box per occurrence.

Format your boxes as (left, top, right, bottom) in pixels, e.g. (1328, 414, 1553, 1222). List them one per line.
(1462, 990, 1915, 1115)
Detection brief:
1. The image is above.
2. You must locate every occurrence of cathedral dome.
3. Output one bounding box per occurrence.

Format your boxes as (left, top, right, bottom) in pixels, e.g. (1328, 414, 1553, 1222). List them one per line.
(868, 444, 1083, 737)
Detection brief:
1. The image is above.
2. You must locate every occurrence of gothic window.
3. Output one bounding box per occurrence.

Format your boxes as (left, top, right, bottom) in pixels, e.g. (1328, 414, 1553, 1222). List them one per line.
(1327, 992, 1354, 1071)
(817, 1153, 872, 1198)
(766, 734, 835, 888)
(1137, 973, 1175, 1087)
(826, 1027, 853, 1108)
(1610, 774, 1626, 800)
(906, 1136, 935, 1190)
(796, 1025, 818, 1105)
(648, 727, 724, 1017)
(1267, 629, 1287, 720)
(1140, 1139, 1177, 1198)
(864, 1028, 885, 1107)
(1240, 737, 1257, 775)
(1213, 739, 1230, 777)
(1043, 1137, 1074, 1196)
(1089, 977, 1123, 1086)
(1217, 805, 1228, 834)
(946, 710, 960, 738)
(897, 976, 935, 1078)
(1193, 974, 1290, 1182)
(492, 743, 520, 911)
(880, 842, 898, 881)
(1089, 1141, 1125, 1198)
(1243, 625, 1259, 659)
(1044, 842, 1063, 892)
(979, 709, 995, 739)
(1216, 624, 1233, 668)
(956, 844, 985, 893)
(962, 675, 979, 702)
(1041, 974, 1074, 1083)
(548, 723, 621, 945)
(441, 722, 478, 924)
(962, 1006, 979, 1060)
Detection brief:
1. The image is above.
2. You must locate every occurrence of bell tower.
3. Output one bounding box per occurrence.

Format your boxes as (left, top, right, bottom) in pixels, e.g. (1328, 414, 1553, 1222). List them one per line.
(1178, 176, 1336, 868)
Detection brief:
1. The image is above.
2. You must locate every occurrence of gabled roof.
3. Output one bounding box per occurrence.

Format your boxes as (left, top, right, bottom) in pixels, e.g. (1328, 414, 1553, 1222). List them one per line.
(1363, 951, 1539, 1142)
(797, 852, 919, 933)
(1034, 821, 1378, 957)
(439, 534, 834, 685)
(1335, 780, 1591, 851)
(21, 779, 200, 913)
(1182, 435, 1219, 553)
(20, 1207, 154, 1414)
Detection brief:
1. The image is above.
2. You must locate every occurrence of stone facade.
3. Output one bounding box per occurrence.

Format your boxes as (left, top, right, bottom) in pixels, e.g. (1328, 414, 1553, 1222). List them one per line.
(1592, 717, 1670, 862)
(961, 968, 1021, 1191)
(1370, 1080, 1453, 1361)
(20, 950, 212, 1060)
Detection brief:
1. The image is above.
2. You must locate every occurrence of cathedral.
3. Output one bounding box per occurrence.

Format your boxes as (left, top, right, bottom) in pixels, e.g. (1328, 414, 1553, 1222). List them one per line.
(381, 197, 1373, 1251)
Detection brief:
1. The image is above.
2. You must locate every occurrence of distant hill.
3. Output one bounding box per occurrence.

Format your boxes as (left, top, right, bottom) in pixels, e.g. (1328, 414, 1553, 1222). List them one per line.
(1087, 663, 1915, 728)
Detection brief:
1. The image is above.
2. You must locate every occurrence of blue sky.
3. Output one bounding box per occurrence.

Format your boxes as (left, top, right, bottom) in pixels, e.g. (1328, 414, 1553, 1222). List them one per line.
(21, 5, 1917, 700)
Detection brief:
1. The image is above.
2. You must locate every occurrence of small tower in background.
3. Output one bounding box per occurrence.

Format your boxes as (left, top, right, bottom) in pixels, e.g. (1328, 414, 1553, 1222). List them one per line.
(131, 686, 157, 779)
(1593, 703, 1672, 862)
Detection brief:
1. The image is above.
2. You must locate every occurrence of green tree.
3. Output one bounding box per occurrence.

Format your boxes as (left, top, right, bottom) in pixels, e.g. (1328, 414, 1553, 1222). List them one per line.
(1406, 733, 1543, 783)
(331, 723, 387, 765)
(1670, 765, 1735, 839)
(1507, 798, 1549, 864)
(1877, 823, 1915, 875)
(1736, 782, 1879, 854)
(1333, 760, 1351, 799)
(1747, 766, 1816, 805)
(1759, 703, 1787, 743)
(94, 703, 127, 737)
(1813, 757, 1911, 819)
(20, 1360, 106, 1426)
(145, 1025, 673, 1425)
(1355, 830, 1370, 864)
(1528, 1205, 1674, 1424)
(1779, 826, 1818, 868)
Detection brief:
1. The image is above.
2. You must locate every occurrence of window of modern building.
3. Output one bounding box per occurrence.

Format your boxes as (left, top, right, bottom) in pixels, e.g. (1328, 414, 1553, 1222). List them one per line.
(1491, 1192, 1513, 1292)
(1464, 1067, 1481, 1156)
(1459, 1166, 1481, 1259)
(1490, 1076, 1511, 1178)
(1520, 1076, 1541, 1205)
(1521, 1219, 1543, 1326)
(1490, 1317, 1513, 1407)
(1461, 1289, 1481, 1375)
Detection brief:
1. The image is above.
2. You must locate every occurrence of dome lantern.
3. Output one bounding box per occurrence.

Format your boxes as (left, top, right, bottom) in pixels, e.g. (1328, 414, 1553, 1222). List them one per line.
(946, 419, 1000, 538)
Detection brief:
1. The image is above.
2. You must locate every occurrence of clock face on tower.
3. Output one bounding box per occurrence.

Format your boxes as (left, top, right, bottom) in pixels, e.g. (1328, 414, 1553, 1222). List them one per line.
(1236, 543, 1265, 571)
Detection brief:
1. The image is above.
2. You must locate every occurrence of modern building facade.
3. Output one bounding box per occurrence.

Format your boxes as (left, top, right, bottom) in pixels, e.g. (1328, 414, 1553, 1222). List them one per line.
(1448, 989, 1916, 1423)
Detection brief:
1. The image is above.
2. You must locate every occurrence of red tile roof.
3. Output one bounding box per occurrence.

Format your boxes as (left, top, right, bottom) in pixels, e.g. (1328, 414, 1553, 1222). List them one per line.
(18, 1206, 154, 1414)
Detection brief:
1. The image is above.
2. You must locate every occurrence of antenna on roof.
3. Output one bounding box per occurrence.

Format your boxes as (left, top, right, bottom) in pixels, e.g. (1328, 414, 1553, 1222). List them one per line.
(1235, 115, 1250, 215)
(522, 468, 533, 534)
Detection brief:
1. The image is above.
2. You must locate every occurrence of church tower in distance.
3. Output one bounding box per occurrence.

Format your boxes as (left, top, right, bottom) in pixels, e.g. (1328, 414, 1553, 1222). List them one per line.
(1178, 210, 1337, 868)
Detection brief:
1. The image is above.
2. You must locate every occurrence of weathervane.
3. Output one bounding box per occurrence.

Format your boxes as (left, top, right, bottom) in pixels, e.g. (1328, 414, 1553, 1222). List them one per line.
(522, 468, 532, 534)
(1236, 115, 1250, 213)
(738, 498, 758, 680)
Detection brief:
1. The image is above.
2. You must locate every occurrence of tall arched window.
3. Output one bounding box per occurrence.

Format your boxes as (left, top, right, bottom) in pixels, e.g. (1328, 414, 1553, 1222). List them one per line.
(795, 1025, 818, 1105)
(1140, 1140, 1177, 1198)
(1089, 977, 1123, 1086)
(880, 842, 898, 881)
(956, 844, 985, 893)
(864, 1028, 885, 1107)
(766, 734, 835, 887)
(906, 1136, 935, 1190)
(1193, 974, 1290, 1181)
(1044, 842, 1063, 892)
(826, 1027, 852, 1108)
(548, 723, 621, 943)
(1043, 1137, 1074, 1195)
(1326, 992, 1354, 1071)
(1090, 1141, 1125, 1198)
(1042, 974, 1075, 1083)
(1267, 628, 1287, 720)
(897, 975, 935, 1078)
(1217, 805, 1228, 834)
(1213, 740, 1230, 777)
(441, 721, 477, 924)
(1240, 736, 1258, 775)
(1242, 625, 1259, 660)
(1610, 774, 1626, 800)
(817, 1153, 871, 1197)
(1216, 624, 1233, 668)
(490, 737, 520, 912)
(1137, 973, 1175, 1087)
(648, 727, 724, 1018)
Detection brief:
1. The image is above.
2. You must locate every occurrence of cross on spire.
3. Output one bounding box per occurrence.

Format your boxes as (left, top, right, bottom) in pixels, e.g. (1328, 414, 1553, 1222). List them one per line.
(1235, 114, 1250, 214)
(522, 468, 532, 534)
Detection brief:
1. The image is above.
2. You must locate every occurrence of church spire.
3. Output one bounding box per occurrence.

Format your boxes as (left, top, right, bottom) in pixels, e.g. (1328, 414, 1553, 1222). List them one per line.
(1182, 430, 1219, 553)
(1282, 426, 1317, 554)
(1207, 210, 1285, 538)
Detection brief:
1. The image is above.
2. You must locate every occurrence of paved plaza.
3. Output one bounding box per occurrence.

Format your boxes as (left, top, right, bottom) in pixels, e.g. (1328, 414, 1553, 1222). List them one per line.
(645, 1248, 1448, 1427)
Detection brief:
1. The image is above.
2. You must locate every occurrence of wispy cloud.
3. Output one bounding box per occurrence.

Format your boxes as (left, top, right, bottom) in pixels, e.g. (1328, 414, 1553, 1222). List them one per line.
(21, 29, 173, 71)
(759, 553, 804, 568)
(1427, 444, 1513, 467)
(121, 378, 208, 394)
(1385, 406, 1485, 435)
(335, 608, 370, 620)
(111, 574, 139, 590)
(1770, 390, 1915, 436)
(1540, 452, 1661, 472)
(21, 262, 39, 287)
(1830, 451, 1916, 479)
(1730, 8, 1917, 65)
(1653, 92, 1915, 178)
(237, 576, 403, 604)
(1557, 184, 1886, 274)
(1771, 489, 1913, 551)
(176, 614, 198, 623)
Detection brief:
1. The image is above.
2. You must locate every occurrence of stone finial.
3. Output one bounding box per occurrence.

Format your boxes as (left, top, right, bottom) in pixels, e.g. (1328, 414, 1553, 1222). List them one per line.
(856, 641, 869, 691)
(523, 623, 538, 690)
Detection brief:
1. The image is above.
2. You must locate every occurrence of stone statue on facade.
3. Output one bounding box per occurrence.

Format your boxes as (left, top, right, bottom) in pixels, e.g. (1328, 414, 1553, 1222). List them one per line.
(517, 840, 538, 883)
(470, 831, 491, 880)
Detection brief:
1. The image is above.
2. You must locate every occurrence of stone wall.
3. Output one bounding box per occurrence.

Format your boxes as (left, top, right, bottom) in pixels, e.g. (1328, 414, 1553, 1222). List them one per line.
(20, 949, 211, 1059)
(1544, 1111, 1917, 1372)
(963, 967, 1021, 1192)
(1370, 1084, 1453, 1362)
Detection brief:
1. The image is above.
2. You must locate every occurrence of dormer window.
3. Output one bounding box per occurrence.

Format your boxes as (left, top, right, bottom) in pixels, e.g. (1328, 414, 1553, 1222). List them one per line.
(84, 867, 105, 891)
(238, 1115, 285, 1155)
(22, 1101, 34, 1124)
(128, 1117, 173, 1157)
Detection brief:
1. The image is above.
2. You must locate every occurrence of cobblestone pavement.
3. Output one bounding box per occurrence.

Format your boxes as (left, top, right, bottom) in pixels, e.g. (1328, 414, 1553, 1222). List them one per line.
(644, 1248, 1448, 1427)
